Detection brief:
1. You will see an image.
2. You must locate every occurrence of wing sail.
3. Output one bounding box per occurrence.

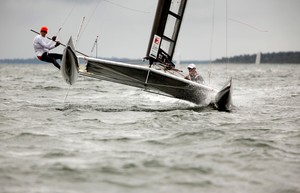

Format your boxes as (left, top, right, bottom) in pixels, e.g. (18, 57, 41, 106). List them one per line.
(146, 0, 188, 66)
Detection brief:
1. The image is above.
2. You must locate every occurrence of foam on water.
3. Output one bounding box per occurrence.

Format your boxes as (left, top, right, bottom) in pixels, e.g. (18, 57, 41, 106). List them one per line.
(0, 63, 300, 193)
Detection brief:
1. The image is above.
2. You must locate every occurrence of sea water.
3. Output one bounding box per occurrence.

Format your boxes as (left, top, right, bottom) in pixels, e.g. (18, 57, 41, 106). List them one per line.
(0, 63, 299, 193)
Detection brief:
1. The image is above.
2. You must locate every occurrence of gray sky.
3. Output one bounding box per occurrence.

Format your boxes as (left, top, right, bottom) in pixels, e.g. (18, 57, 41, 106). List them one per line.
(1, 0, 300, 60)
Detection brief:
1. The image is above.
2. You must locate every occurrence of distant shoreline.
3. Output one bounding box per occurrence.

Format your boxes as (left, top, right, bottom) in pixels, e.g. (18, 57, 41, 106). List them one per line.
(1, 51, 299, 64)
(214, 51, 300, 64)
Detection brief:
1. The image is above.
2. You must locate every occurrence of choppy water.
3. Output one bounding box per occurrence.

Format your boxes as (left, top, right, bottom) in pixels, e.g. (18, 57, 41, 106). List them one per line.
(0, 63, 299, 193)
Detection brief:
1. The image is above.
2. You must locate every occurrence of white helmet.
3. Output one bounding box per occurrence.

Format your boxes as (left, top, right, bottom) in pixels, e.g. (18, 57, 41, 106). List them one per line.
(187, 63, 196, 69)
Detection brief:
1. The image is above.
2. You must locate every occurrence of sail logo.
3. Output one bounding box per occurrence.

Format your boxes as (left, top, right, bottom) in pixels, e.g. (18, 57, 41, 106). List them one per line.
(154, 37, 160, 44)
(150, 35, 161, 59)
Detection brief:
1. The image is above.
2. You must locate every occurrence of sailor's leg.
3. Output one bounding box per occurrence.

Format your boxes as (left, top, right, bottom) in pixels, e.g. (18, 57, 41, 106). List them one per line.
(51, 60, 61, 70)
(48, 53, 63, 61)
(40, 53, 61, 70)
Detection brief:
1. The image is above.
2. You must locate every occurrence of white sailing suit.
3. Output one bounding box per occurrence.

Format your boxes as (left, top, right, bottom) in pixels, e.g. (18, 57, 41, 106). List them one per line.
(33, 35, 56, 57)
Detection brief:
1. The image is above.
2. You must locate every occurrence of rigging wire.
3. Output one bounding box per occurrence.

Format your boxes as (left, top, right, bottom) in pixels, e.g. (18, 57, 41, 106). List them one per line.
(76, 0, 151, 48)
(64, 85, 72, 103)
(208, 0, 216, 85)
(55, 4, 77, 41)
(60, 4, 76, 31)
(103, 0, 150, 14)
(79, 0, 103, 43)
(154, 63, 185, 77)
(55, 27, 62, 39)
(75, 16, 86, 48)
(91, 35, 100, 57)
(229, 18, 268, 32)
(226, 0, 229, 78)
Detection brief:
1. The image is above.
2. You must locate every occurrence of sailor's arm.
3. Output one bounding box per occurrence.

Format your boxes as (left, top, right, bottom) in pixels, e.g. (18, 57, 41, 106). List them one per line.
(36, 36, 56, 50)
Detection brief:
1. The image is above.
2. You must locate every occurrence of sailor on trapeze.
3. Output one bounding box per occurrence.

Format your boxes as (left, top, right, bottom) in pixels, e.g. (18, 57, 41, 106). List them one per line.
(33, 26, 62, 69)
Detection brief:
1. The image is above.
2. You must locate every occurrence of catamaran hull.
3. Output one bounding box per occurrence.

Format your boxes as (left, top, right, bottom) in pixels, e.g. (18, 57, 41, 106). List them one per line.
(61, 37, 79, 85)
(60, 37, 232, 111)
(214, 79, 232, 111)
(80, 57, 219, 106)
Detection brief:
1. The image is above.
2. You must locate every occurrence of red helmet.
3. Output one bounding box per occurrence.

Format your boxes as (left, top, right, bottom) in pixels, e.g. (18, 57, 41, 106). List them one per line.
(40, 26, 48, 33)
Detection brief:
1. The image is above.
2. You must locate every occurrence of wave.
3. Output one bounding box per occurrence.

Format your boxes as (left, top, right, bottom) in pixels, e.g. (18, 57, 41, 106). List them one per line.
(55, 103, 211, 113)
(139, 129, 225, 146)
(171, 130, 225, 138)
(33, 85, 63, 91)
(88, 136, 135, 142)
(230, 137, 300, 159)
(233, 137, 275, 148)
(43, 151, 76, 158)
(48, 162, 79, 173)
(15, 132, 51, 138)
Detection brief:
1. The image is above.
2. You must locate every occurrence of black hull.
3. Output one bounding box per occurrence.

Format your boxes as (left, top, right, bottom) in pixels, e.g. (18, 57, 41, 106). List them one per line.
(83, 58, 215, 105)
(214, 79, 232, 112)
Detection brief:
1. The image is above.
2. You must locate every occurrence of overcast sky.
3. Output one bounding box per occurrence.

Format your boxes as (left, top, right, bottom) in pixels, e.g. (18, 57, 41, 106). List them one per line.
(0, 0, 299, 60)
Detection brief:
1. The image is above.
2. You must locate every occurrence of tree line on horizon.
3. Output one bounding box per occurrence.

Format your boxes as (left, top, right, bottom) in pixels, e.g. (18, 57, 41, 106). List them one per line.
(0, 51, 300, 64)
(214, 51, 300, 64)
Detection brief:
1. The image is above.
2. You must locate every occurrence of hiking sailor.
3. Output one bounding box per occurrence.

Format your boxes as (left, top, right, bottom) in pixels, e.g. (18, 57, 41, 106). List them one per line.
(33, 26, 62, 69)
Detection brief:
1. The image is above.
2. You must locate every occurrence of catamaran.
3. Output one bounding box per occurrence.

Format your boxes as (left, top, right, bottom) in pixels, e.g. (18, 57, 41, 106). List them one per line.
(61, 0, 232, 111)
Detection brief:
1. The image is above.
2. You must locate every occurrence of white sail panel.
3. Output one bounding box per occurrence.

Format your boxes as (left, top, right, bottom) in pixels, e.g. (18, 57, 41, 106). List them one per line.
(164, 15, 178, 40)
(161, 39, 172, 56)
(170, 0, 185, 15)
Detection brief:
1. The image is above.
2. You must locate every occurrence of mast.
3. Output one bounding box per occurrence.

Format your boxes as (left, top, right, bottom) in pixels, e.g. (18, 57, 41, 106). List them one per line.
(145, 0, 188, 67)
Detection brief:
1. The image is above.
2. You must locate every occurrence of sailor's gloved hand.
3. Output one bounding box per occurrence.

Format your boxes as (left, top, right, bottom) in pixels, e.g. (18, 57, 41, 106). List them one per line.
(52, 36, 57, 41)
(55, 41, 61, 47)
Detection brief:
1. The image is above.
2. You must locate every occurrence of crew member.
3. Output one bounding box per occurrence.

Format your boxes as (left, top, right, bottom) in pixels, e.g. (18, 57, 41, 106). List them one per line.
(33, 26, 62, 69)
(184, 63, 205, 84)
